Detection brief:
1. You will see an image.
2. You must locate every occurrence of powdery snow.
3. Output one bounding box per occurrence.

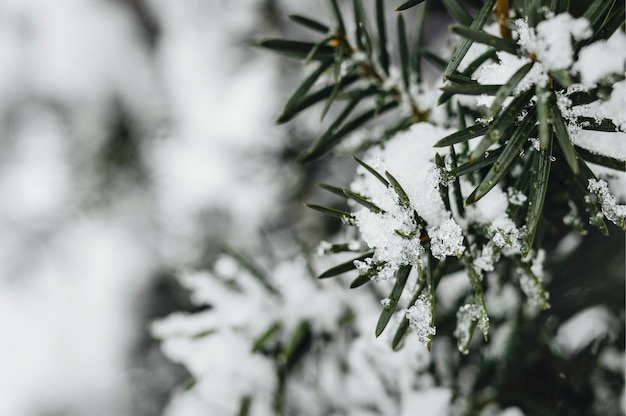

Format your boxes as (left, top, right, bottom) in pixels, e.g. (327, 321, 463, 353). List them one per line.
(575, 30, 626, 87)
(516, 13, 591, 71)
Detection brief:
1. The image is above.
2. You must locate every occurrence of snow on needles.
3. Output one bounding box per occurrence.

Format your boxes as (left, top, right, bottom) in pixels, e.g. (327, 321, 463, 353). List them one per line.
(516, 13, 591, 71)
(350, 123, 462, 280)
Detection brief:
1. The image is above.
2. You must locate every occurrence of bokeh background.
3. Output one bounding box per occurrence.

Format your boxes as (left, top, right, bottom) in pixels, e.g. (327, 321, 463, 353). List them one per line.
(0, 1, 312, 414)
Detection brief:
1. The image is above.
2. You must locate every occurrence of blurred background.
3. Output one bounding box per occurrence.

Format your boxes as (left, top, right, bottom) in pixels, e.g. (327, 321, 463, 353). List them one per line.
(0, 0, 315, 414)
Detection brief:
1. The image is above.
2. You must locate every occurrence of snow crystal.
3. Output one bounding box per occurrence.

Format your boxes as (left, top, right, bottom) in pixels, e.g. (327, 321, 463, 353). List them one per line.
(515, 13, 591, 70)
(454, 304, 488, 354)
(406, 292, 436, 346)
(428, 218, 465, 260)
(574, 30, 626, 87)
(507, 187, 527, 206)
(588, 178, 626, 227)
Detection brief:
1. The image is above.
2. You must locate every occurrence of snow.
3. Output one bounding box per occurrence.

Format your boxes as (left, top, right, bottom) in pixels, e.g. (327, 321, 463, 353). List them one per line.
(516, 13, 591, 71)
(0, 219, 153, 416)
(436, 270, 471, 312)
(556, 306, 617, 356)
(406, 292, 436, 346)
(429, 218, 466, 260)
(517, 267, 549, 309)
(350, 123, 455, 279)
(454, 304, 488, 354)
(351, 123, 453, 227)
(588, 178, 626, 226)
(507, 187, 527, 206)
(574, 30, 626, 87)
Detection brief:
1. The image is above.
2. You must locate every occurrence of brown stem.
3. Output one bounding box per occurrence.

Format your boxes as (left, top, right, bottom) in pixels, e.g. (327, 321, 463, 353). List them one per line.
(493, 0, 513, 41)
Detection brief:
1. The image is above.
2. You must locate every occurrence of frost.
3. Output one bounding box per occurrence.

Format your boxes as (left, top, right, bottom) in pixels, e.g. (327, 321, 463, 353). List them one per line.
(454, 304, 489, 354)
(406, 292, 436, 346)
(516, 14, 591, 71)
(380, 298, 392, 309)
(429, 218, 465, 260)
(588, 179, 626, 227)
(475, 115, 494, 126)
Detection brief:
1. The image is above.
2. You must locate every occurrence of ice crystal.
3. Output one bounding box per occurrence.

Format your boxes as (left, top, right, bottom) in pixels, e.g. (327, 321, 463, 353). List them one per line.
(406, 292, 436, 346)
(429, 218, 465, 260)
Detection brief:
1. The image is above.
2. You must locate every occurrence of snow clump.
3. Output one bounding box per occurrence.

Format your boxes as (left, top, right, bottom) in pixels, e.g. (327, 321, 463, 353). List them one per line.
(350, 122, 459, 280)
(406, 291, 436, 346)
